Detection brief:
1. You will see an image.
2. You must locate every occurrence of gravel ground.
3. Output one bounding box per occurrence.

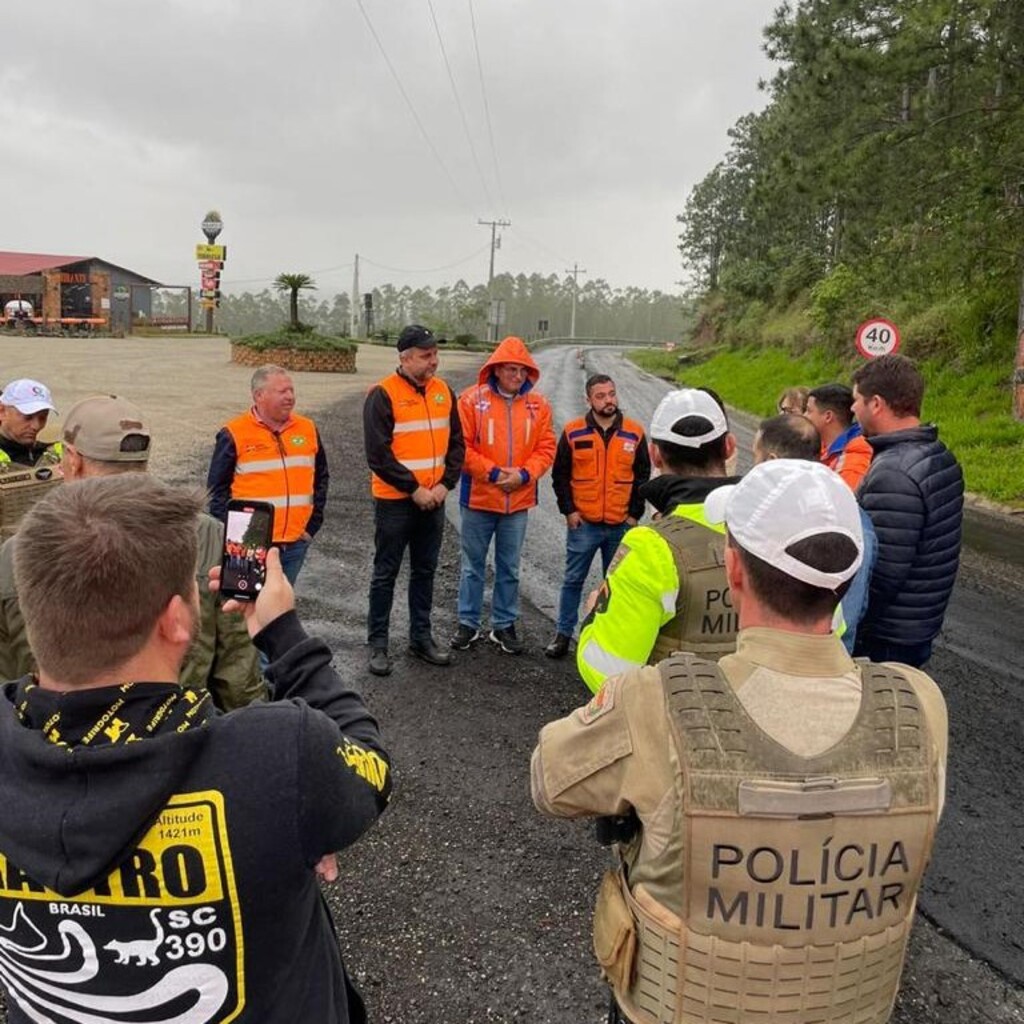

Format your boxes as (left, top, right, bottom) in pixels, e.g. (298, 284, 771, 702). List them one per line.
(0, 336, 1021, 1023)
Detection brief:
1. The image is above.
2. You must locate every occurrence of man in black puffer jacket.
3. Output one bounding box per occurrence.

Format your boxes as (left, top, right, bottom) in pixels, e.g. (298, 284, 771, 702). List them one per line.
(851, 354, 964, 667)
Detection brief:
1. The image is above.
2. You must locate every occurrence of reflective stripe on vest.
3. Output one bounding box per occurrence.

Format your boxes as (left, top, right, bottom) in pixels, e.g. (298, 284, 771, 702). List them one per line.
(564, 415, 643, 525)
(610, 655, 938, 1024)
(225, 411, 318, 543)
(371, 373, 453, 500)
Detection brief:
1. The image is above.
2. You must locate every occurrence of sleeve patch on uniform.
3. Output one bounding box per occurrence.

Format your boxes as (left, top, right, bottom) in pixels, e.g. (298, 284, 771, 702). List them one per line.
(337, 740, 391, 795)
(578, 675, 622, 726)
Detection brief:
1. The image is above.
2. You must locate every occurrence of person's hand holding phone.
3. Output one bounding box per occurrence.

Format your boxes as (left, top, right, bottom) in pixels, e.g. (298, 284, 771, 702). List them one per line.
(210, 547, 294, 638)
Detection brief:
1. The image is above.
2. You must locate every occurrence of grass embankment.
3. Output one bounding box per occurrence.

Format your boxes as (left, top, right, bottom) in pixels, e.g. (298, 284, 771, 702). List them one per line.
(629, 347, 1024, 508)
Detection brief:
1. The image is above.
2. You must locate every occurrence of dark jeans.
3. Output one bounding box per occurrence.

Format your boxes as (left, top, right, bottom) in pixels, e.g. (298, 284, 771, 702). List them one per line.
(367, 498, 445, 647)
(608, 994, 630, 1024)
(852, 634, 933, 668)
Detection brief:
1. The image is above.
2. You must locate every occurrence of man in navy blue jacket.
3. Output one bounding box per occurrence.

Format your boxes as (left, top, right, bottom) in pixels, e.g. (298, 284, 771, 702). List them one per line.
(852, 355, 964, 667)
(0, 475, 389, 1023)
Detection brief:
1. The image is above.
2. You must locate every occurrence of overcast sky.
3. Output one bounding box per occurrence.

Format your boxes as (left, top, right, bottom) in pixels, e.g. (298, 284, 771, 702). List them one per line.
(3, 0, 778, 298)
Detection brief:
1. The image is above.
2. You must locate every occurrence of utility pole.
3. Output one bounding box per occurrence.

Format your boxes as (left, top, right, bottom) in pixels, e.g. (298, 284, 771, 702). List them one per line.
(479, 218, 510, 342)
(350, 254, 360, 339)
(565, 262, 587, 340)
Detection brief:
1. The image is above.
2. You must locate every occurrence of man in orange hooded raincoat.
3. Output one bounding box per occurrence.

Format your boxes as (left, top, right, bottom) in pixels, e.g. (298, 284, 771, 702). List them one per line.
(450, 337, 556, 655)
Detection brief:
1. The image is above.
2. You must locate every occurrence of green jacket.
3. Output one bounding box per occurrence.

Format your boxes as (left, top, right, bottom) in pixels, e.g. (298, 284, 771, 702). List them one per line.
(0, 512, 266, 709)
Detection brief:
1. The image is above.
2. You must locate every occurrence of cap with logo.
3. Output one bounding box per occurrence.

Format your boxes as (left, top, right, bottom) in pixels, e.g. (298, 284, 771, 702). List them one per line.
(0, 380, 57, 416)
(62, 395, 152, 463)
(649, 389, 727, 448)
(704, 459, 864, 589)
(397, 324, 442, 352)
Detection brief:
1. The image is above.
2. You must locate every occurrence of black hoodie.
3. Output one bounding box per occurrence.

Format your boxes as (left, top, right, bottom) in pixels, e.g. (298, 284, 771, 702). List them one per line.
(639, 472, 742, 517)
(0, 612, 390, 1023)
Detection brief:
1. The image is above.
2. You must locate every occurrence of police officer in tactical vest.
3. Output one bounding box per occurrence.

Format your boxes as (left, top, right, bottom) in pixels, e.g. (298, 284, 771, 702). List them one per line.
(576, 388, 741, 694)
(532, 460, 947, 1024)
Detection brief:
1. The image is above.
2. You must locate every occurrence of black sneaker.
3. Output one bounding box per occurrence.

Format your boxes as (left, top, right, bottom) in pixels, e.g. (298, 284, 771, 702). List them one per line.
(449, 624, 482, 650)
(489, 624, 525, 655)
(368, 647, 392, 677)
(544, 632, 571, 659)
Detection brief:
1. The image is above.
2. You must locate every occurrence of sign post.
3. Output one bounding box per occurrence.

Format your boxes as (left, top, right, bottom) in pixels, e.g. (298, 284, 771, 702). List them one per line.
(855, 318, 901, 359)
(197, 212, 224, 333)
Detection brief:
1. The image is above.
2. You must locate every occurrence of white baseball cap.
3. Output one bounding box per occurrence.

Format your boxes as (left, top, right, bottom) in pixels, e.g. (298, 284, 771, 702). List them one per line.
(0, 379, 57, 415)
(649, 388, 728, 448)
(704, 460, 864, 589)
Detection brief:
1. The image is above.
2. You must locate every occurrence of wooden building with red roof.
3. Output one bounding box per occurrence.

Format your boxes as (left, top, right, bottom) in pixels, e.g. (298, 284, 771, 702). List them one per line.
(0, 251, 162, 333)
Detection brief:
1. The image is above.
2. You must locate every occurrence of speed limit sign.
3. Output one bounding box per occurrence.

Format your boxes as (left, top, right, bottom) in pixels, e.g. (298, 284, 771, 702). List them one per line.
(855, 318, 901, 359)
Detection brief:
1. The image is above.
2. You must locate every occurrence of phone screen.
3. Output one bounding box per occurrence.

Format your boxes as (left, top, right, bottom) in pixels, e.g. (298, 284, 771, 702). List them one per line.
(220, 502, 274, 601)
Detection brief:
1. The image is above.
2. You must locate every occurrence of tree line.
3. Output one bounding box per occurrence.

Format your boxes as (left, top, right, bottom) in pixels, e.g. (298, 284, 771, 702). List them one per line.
(677, 0, 1023, 360)
(169, 274, 685, 342)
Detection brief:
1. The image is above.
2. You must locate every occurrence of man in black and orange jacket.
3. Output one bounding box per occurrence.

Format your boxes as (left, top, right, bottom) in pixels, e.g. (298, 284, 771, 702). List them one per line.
(363, 325, 465, 677)
(545, 373, 650, 659)
(208, 365, 329, 587)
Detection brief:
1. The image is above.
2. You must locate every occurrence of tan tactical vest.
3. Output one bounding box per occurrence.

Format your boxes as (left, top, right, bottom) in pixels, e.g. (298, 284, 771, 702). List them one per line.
(648, 513, 734, 664)
(612, 655, 939, 1024)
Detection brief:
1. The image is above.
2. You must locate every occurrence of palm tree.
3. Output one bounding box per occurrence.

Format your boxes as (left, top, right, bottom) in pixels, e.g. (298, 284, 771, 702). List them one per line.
(274, 273, 317, 331)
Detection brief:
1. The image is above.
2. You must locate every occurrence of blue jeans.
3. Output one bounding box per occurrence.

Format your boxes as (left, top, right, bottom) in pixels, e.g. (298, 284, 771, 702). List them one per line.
(367, 499, 446, 647)
(457, 507, 529, 631)
(278, 539, 310, 586)
(260, 539, 310, 677)
(556, 520, 628, 636)
(838, 510, 878, 654)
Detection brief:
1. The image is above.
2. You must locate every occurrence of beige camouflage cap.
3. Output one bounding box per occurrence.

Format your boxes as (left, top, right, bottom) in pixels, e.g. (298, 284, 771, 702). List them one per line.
(62, 395, 152, 463)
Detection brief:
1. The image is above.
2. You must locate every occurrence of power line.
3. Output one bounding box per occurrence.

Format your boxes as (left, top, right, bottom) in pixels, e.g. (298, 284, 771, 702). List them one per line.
(361, 245, 491, 275)
(426, 0, 494, 214)
(510, 225, 571, 267)
(468, 0, 508, 217)
(222, 261, 354, 287)
(352, 0, 475, 216)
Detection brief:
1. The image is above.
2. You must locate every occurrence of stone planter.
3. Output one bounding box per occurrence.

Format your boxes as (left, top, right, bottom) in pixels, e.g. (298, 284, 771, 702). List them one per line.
(230, 343, 357, 373)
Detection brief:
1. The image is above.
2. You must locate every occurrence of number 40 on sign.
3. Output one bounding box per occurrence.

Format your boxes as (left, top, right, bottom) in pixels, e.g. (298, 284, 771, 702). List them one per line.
(855, 318, 901, 359)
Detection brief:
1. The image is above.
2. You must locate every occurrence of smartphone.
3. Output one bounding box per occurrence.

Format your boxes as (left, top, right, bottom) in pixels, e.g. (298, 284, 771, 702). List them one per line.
(219, 500, 275, 602)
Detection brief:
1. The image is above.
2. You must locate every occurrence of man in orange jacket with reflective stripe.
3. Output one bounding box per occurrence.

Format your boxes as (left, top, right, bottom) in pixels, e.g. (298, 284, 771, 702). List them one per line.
(208, 365, 330, 586)
(451, 336, 556, 655)
(363, 325, 465, 676)
(545, 374, 650, 659)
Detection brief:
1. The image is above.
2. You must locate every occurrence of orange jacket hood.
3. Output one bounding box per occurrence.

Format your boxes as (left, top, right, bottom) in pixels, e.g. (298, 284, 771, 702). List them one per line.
(477, 336, 540, 389)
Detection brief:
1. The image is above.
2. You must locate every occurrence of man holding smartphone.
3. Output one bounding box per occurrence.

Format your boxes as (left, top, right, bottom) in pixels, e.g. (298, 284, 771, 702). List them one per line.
(208, 365, 330, 586)
(0, 394, 265, 710)
(0, 475, 390, 1023)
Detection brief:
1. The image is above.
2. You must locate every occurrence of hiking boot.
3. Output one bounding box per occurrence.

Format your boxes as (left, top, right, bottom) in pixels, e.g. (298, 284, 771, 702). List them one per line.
(544, 632, 571, 659)
(449, 624, 482, 650)
(368, 647, 392, 677)
(489, 624, 525, 655)
(408, 638, 452, 667)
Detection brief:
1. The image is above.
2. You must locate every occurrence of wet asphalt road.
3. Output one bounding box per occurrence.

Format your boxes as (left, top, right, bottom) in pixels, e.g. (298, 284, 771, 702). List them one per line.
(449, 344, 1024, 986)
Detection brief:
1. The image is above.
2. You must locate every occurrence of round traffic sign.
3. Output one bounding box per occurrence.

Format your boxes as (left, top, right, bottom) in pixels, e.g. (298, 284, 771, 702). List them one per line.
(855, 318, 901, 359)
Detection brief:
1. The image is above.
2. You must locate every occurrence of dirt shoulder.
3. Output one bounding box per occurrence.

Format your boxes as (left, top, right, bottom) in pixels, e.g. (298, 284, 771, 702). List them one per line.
(0, 334, 481, 487)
